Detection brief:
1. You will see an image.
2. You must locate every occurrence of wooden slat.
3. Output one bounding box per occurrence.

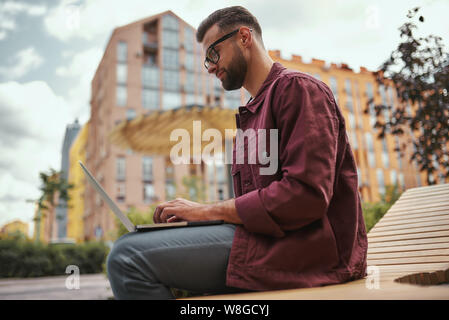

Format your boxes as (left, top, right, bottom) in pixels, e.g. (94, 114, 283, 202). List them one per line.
(370, 219, 449, 233)
(394, 193, 449, 207)
(400, 190, 449, 200)
(374, 215, 449, 228)
(368, 230, 449, 243)
(368, 242, 449, 254)
(405, 184, 449, 194)
(375, 263, 449, 274)
(390, 201, 449, 212)
(367, 248, 449, 260)
(402, 185, 449, 195)
(384, 206, 449, 217)
(368, 236, 449, 248)
(368, 255, 449, 266)
(368, 224, 449, 238)
(380, 208, 449, 220)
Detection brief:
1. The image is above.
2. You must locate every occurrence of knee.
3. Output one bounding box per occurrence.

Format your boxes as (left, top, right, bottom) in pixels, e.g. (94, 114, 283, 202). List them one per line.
(106, 234, 133, 280)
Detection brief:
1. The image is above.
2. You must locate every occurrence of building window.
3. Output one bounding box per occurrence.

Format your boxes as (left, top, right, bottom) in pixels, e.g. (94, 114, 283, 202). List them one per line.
(126, 109, 136, 120)
(142, 156, 153, 182)
(162, 48, 179, 69)
(162, 29, 179, 49)
(163, 91, 181, 109)
(357, 167, 362, 187)
(117, 41, 127, 62)
(165, 183, 176, 200)
(354, 82, 363, 130)
(381, 138, 389, 169)
(376, 168, 385, 197)
(395, 136, 403, 170)
(116, 157, 126, 181)
(185, 93, 196, 106)
(184, 26, 194, 52)
(142, 89, 159, 110)
(329, 76, 338, 103)
(116, 183, 125, 203)
(116, 64, 127, 84)
(390, 169, 398, 187)
(116, 86, 127, 107)
(365, 132, 376, 168)
(185, 52, 194, 71)
(184, 72, 195, 93)
(366, 82, 376, 129)
(351, 131, 358, 150)
(142, 66, 159, 88)
(162, 14, 179, 31)
(143, 183, 156, 203)
(399, 172, 405, 189)
(224, 90, 241, 109)
(163, 69, 180, 91)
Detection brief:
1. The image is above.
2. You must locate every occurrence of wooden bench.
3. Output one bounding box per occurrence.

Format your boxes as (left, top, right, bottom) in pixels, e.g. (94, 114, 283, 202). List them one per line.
(190, 183, 449, 299)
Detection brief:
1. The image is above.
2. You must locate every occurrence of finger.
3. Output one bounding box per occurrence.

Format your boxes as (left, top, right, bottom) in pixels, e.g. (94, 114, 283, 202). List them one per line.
(167, 216, 184, 223)
(160, 207, 175, 223)
(153, 205, 162, 223)
(153, 202, 176, 223)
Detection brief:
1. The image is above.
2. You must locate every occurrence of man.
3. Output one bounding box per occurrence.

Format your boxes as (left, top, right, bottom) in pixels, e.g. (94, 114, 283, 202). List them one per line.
(107, 6, 368, 299)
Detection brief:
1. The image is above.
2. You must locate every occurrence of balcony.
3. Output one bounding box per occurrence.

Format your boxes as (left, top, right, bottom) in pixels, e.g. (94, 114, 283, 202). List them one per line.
(143, 40, 158, 52)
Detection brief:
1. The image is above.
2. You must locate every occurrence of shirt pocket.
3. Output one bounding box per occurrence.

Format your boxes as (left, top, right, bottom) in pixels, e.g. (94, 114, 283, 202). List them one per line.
(231, 163, 243, 197)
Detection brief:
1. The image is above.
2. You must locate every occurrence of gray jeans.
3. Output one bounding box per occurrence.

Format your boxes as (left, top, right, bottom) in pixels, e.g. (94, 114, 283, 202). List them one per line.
(106, 223, 246, 299)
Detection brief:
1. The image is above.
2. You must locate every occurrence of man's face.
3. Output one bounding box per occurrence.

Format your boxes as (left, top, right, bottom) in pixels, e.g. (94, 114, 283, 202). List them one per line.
(202, 25, 248, 91)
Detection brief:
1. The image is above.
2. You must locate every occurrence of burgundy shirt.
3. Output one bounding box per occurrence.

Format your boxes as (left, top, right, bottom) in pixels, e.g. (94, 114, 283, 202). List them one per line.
(226, 62, 368, 291)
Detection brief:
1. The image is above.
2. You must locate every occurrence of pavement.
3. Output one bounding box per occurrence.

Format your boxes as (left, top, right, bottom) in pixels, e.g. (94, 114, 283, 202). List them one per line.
(0, 273, 113, 300)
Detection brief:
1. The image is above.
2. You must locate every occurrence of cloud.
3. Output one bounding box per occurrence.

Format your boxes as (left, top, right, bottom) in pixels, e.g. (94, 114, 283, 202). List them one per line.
(43, 0, 195, 42)
(0, 80, 72, 230)
(0, 1, 47, 41)
(55, 47, 103, 123)
(0, 47, 44, 80)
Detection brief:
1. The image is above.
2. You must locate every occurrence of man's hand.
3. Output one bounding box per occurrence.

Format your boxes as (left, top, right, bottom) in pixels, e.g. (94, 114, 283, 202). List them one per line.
(153, 198, 210, 224)
(152, 198, 243, 225)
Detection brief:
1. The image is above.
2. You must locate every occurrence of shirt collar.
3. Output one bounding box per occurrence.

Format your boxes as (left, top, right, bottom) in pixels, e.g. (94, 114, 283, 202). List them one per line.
(242, 62, 286, 114)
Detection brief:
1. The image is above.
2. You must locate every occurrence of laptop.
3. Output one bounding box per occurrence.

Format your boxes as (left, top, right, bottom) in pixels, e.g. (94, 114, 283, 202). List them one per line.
(79, 161, 224, 233)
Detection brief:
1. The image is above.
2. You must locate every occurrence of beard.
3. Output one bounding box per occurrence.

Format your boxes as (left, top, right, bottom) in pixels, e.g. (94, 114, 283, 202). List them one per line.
(221, 44, 247, 91)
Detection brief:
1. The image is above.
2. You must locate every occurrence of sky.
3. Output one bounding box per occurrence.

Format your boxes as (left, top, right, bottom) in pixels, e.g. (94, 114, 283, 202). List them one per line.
(0, 0, 448, 237)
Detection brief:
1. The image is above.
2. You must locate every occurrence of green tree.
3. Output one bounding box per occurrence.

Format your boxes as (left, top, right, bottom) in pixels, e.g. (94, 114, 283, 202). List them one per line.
(37, 168, 74, 211)
(367, 7, 449, 185)
(363, 184, 402, 232)
(114, 205, 157, 239)
(180, 174, 206, 202)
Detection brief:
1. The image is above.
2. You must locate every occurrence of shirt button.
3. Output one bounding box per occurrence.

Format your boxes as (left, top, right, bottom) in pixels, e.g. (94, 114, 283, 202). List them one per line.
(241, 109, 248, 114)
(244, 180, 251, 186)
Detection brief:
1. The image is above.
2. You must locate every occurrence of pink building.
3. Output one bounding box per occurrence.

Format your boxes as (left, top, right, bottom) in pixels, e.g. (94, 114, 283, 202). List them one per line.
(85, 11, 247, 241)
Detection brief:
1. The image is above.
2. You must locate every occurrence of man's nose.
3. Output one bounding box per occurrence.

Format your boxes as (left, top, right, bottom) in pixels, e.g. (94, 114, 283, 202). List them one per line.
(207, 63, 218, 75)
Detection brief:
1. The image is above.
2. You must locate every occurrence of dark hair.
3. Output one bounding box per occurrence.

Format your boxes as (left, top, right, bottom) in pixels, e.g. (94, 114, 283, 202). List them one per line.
(196, 6, 264, 46)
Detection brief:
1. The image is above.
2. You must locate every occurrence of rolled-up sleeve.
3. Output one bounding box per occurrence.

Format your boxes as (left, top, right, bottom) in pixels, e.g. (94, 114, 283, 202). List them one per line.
(235, 76, 339, 238)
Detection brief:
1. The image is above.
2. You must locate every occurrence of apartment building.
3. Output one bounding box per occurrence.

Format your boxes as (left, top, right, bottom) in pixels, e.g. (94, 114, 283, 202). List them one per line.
(84, 11, 246, 241)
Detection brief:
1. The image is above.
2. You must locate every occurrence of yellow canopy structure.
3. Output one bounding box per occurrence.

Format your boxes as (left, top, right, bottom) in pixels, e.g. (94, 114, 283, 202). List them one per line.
(108, 105, 238, 156)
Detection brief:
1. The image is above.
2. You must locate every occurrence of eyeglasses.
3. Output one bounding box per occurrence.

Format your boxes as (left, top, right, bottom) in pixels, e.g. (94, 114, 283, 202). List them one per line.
(204, 28, 252, 70)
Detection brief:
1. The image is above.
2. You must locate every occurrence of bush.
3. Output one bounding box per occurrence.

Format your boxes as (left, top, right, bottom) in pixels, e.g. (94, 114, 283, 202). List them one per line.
(115, 205, 157, 239)
(362, 184, 402, 232)
(0, 234, 109, 278)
